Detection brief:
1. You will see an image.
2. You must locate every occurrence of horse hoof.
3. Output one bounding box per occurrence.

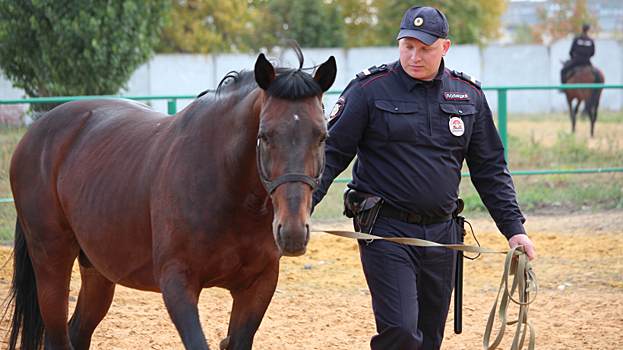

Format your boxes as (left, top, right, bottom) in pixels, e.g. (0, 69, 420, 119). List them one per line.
(219, 336, 230, 349)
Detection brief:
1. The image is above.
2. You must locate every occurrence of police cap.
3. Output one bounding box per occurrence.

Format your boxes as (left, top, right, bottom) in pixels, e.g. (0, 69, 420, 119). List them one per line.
(396, 6, 449, 46)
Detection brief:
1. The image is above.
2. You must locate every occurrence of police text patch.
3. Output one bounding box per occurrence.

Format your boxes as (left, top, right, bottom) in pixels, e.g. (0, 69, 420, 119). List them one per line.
(444, 92, 469, 101)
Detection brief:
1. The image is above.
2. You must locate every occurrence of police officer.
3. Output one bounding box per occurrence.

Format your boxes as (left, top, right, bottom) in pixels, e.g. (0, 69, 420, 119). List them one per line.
(561, 23, 595, 84)
(312, 6, 536, 350)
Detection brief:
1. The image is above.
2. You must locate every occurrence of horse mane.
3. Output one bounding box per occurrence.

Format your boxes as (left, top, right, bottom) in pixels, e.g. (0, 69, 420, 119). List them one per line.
(196, 41, 323, 101)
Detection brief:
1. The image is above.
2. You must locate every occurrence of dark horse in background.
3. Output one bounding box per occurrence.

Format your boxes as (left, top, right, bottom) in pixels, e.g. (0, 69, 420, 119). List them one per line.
(563, 64, 604, 138)
(4, 42, 336, 350)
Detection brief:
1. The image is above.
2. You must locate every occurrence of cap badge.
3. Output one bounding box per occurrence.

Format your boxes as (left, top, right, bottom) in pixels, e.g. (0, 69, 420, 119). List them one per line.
(414, 17, 423, 26)
(449, 117, 465, 137)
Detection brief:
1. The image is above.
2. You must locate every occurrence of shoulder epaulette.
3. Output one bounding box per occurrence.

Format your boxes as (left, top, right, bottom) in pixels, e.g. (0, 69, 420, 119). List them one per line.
(452, 70, 481, 88)
(356, 64, 388, 81)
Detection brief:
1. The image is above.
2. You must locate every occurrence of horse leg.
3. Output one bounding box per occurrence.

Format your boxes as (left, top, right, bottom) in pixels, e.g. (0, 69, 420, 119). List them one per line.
(569, 98, 580, 134)
(67, 252, 116, 350)
(566, 97, 575, 133)
(27, 227, 80, 350)
(159, 264, 209, 349)
(222, 266, 279, 350)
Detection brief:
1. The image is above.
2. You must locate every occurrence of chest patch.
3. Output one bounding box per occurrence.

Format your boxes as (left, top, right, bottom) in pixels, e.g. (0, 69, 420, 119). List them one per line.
(449, 117, 465, 137)
(444, 92, 470, 101)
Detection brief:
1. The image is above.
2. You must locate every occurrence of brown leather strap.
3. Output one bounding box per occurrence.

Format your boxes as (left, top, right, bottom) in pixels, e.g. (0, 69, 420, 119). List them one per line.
(379, 204, 452, 225)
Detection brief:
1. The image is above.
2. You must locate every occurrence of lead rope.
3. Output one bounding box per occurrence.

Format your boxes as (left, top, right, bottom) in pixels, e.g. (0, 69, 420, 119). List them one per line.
(312, 229, 538, 350)
(483, 245, 537, 350)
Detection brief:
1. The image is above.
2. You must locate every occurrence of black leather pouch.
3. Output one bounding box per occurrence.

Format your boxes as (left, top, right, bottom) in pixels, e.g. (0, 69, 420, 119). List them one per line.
(343, 188, 384, 234)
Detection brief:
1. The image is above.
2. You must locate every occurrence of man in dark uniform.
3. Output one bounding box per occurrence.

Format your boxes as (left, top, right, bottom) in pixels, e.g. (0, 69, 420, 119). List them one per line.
(311, 6, 536, 350)
(561, 23, 595, 84)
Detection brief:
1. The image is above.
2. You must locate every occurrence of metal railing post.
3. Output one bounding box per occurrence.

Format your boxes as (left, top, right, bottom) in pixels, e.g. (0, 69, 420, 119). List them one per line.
(167, 99, 177, 115)
(497, 88, 508, 160)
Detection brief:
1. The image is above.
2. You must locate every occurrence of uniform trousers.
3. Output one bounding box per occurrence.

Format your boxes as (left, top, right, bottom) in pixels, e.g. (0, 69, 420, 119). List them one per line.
(358, 214, 460, 350)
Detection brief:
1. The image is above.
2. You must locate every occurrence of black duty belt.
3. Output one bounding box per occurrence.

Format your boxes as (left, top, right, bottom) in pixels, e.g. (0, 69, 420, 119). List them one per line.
(379, 205, 452, 225)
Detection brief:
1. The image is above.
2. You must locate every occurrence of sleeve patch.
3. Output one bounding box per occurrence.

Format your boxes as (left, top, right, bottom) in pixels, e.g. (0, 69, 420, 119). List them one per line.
(329, 96, 346, 121)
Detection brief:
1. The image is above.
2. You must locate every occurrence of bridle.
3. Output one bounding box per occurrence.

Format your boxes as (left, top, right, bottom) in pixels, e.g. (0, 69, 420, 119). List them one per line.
(256, 136, 325, 195)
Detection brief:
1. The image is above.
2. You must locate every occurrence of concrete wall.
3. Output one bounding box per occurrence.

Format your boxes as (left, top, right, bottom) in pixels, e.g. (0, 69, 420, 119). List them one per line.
(2, 40, 622, 116)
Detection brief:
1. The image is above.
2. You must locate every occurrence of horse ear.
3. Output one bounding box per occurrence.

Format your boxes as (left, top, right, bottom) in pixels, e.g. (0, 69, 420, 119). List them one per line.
(255, 53, 276, 91)
(313, 56, 337, 93)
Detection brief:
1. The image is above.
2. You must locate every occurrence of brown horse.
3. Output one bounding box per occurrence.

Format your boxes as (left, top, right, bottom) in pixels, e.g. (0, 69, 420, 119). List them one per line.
(564, 65, 604, 137)
(4, 44, 336, 350)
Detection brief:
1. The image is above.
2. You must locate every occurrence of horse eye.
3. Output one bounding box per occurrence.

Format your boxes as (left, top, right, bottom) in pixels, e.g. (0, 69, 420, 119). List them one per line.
(319, 133, 328, 145)
(258, 133, 269, 145)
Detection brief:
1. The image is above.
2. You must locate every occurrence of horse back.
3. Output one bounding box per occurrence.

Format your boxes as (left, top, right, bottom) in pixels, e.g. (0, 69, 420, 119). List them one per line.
(11, 99, 174, 289)
(12, 98, 169, 203)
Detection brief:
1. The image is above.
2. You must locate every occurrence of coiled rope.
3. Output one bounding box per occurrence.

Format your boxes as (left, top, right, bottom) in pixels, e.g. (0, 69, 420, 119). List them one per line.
(312, 229, 538, 350)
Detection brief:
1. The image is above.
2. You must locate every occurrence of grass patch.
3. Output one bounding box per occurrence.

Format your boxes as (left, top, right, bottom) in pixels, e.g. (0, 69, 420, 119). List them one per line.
(0, 126, 25, 241)
(507, 110, 623, 123)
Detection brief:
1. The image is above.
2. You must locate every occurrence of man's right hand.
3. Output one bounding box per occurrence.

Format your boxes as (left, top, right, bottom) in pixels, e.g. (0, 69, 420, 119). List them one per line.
(508, 234, 535, 261)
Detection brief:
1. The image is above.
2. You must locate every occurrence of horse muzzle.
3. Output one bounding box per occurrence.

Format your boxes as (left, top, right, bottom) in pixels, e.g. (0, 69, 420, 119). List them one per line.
(274, 220, 310, 256)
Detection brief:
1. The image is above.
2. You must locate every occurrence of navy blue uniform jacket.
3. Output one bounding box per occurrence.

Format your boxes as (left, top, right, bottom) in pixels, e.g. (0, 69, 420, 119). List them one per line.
(313, 59, 526, 239)
(570, 34, 595, 59)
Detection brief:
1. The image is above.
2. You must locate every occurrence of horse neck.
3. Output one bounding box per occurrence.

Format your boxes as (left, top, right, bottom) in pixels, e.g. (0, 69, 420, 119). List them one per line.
(184, 88, 264, 190)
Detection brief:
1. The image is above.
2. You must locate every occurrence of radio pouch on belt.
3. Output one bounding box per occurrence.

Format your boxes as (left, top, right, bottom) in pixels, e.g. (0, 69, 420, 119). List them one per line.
(343, 188, 384, 234)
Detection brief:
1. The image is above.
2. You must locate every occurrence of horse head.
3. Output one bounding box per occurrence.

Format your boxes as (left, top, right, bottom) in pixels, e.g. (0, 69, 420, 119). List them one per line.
(254, 50, 336, 256)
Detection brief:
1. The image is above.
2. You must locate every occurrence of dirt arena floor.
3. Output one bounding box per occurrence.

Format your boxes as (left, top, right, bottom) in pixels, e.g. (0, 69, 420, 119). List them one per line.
(0, 209, 621, 350)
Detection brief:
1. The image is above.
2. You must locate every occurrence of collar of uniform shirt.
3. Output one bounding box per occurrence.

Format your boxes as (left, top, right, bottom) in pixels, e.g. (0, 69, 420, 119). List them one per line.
(399, 58, 446, 91)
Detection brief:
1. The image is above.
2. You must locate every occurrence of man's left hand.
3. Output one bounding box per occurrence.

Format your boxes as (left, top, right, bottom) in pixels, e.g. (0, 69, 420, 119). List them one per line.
(508, 234, 535, 261)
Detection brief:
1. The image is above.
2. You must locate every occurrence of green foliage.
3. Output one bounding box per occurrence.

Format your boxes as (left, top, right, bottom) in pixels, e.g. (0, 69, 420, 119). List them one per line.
(0, 0, 166, 108)
(254, 0, 347, 49)
(155, 0, 507, 53)
(156, 0, 260, 53)
(348, 0, 508, 46)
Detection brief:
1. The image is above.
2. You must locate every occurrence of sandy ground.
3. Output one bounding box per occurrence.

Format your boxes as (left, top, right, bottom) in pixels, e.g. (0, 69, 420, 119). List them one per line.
(0, 209, 622, 349)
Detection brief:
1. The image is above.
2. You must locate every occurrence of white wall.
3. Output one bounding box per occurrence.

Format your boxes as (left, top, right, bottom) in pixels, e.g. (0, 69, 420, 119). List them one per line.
(2, 40, 622, 115)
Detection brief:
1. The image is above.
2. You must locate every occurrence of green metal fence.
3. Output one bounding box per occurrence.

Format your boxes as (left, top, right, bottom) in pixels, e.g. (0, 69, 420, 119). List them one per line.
(1, 83, 621, 195)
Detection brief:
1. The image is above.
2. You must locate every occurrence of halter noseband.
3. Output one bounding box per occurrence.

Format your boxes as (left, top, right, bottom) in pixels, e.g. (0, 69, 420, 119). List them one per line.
(256, 137, 325, 194)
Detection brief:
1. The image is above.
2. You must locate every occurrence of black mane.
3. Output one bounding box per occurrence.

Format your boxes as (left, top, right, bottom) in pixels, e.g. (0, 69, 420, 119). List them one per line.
(197, 41, 322, 100)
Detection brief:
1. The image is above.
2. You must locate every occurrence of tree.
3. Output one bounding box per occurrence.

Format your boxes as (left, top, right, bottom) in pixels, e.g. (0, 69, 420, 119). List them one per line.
(333, 0, 380, 47)
(371, 0, 508, 46)
(0, 0, 166, 110)
(254, 0, 347, 49)
(156, 0, 260, 53)
(532, 0, 600, 43)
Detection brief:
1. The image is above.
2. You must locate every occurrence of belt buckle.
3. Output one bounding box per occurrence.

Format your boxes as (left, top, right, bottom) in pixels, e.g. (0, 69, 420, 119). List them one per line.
(408, 213, 422, 224)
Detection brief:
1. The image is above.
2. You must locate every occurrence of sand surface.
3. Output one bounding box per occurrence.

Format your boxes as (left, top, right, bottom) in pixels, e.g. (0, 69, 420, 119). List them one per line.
(1, 210, 622, 349)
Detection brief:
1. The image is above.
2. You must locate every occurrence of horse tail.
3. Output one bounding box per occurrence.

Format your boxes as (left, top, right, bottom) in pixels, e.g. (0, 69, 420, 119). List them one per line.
(4, 219, 45, 350)
(584, 68, 603, 116)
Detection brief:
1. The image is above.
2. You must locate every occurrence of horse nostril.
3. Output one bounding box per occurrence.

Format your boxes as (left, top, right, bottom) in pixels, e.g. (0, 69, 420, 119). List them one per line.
(305, 223, 310, 241)
(276, 224, 284, 247)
